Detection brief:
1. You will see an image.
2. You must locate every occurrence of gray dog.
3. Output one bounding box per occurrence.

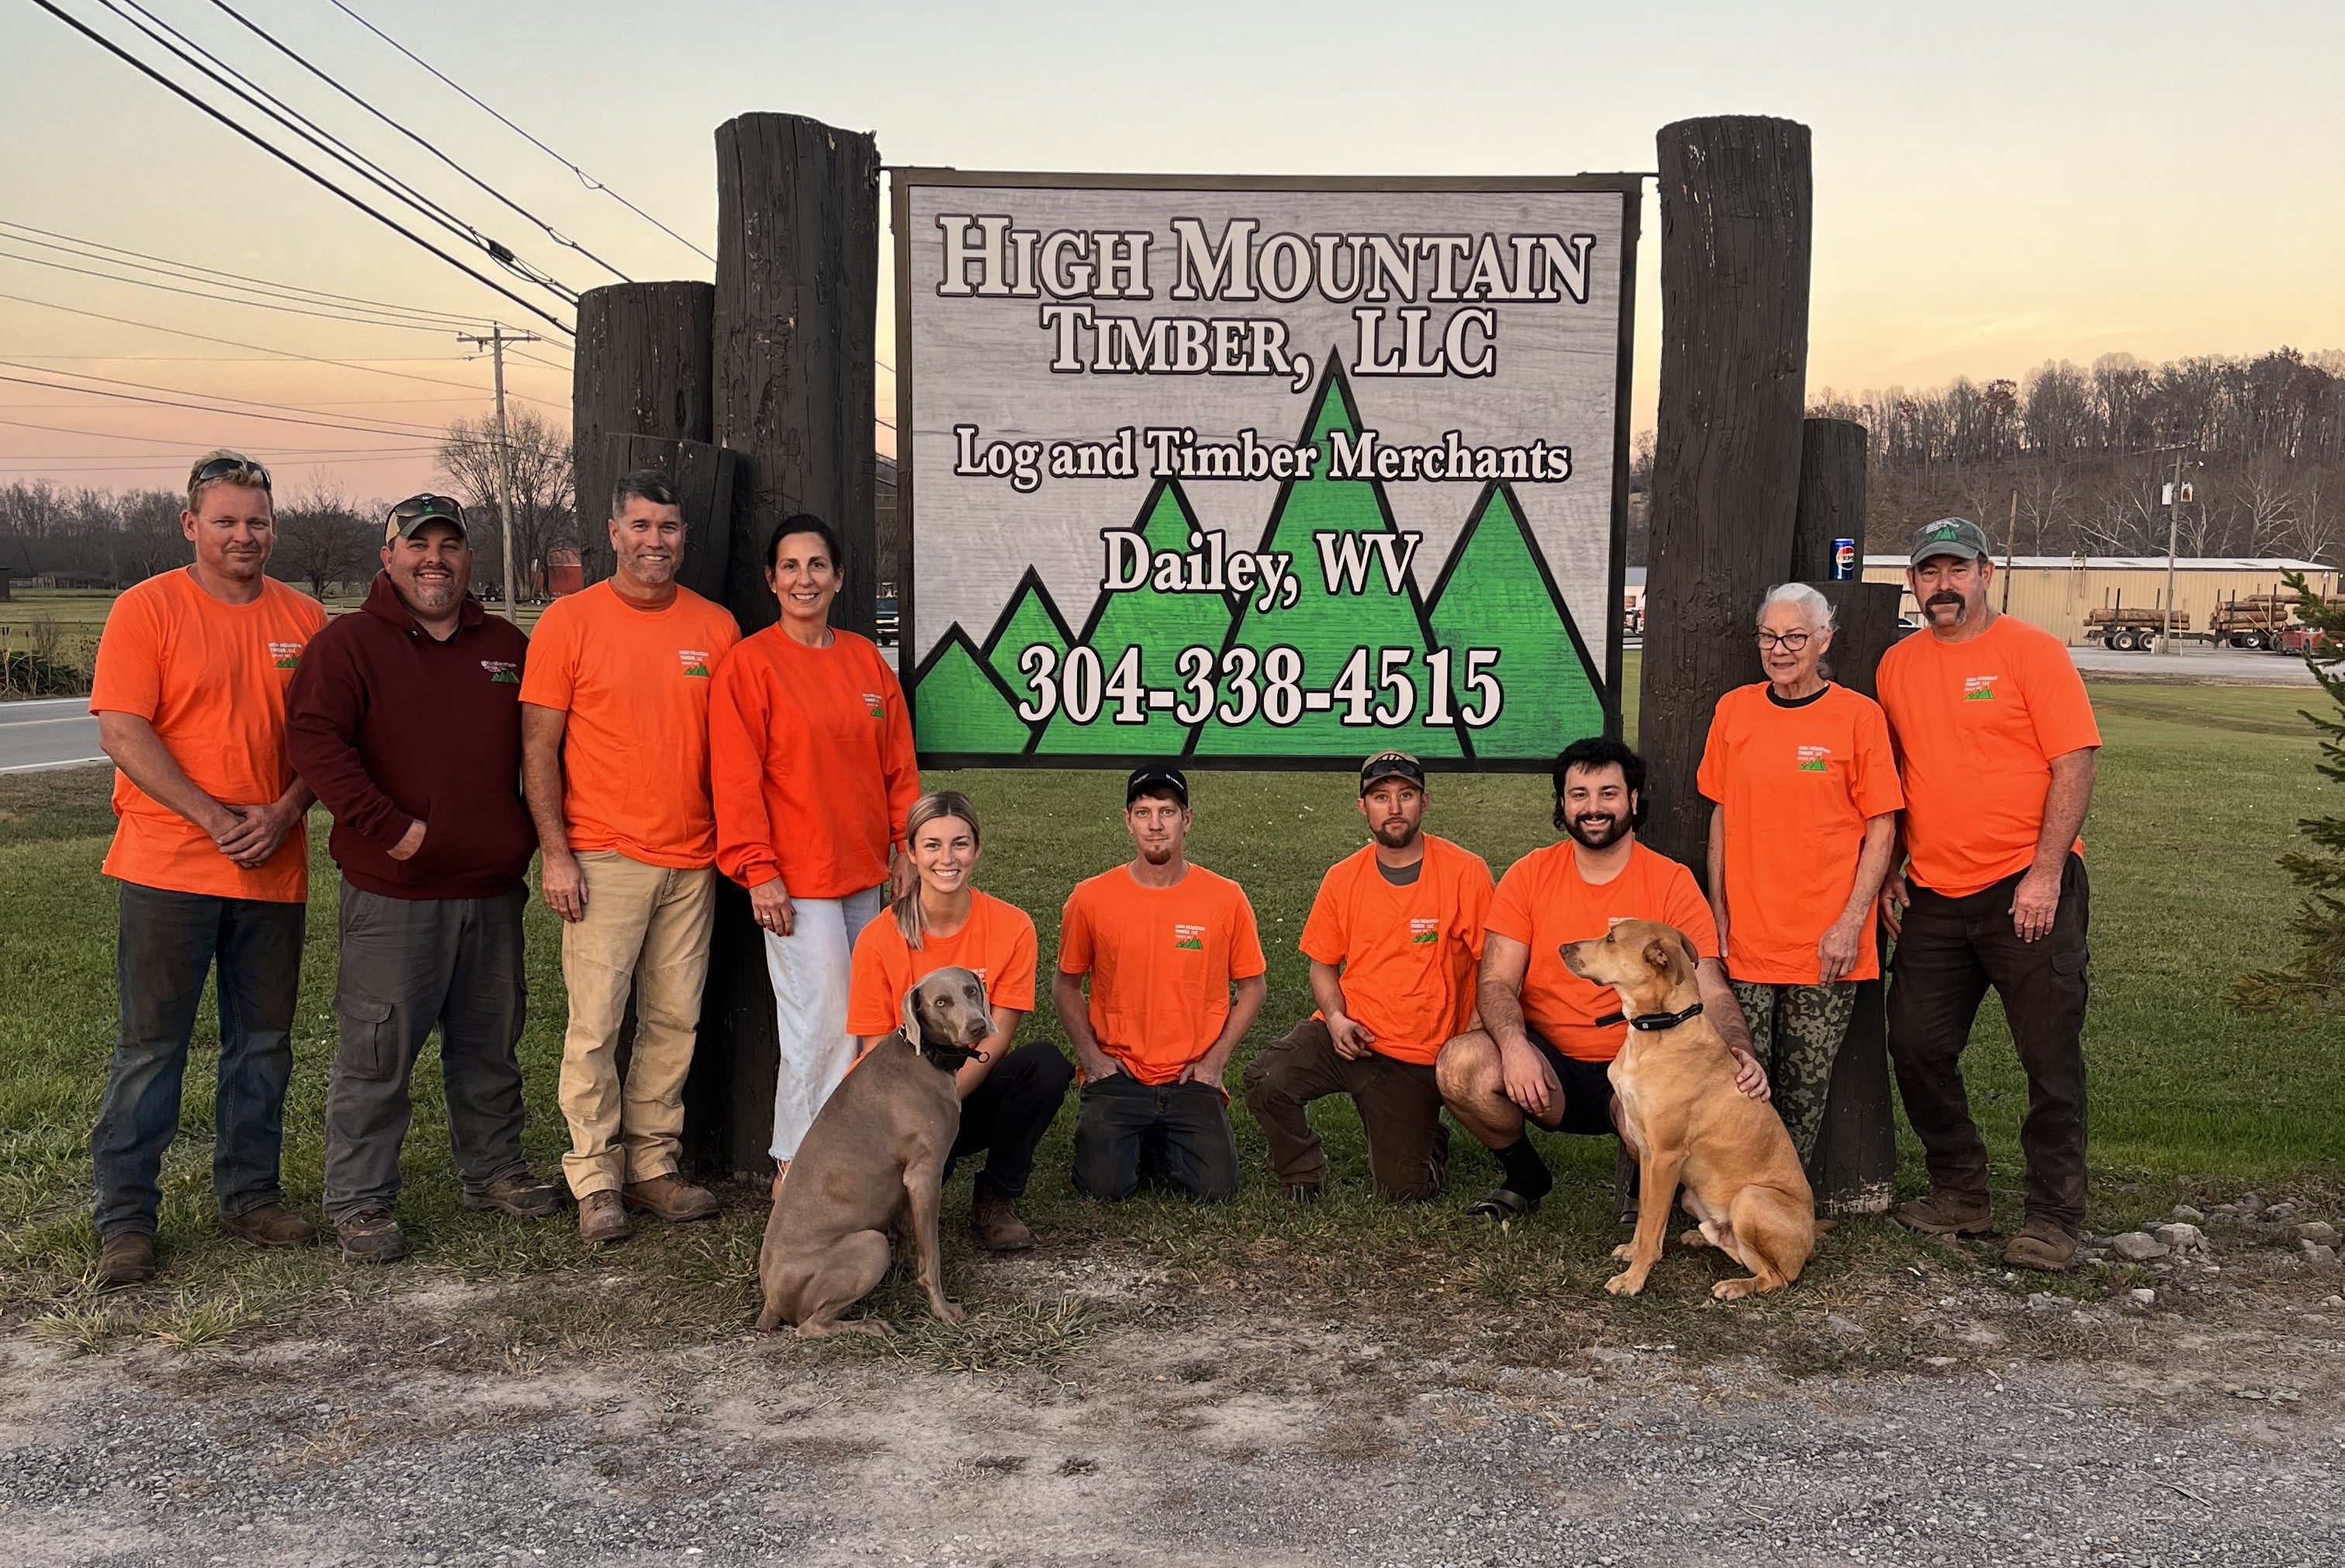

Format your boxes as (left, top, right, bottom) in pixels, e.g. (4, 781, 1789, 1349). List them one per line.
(753, 965, 992, 1338)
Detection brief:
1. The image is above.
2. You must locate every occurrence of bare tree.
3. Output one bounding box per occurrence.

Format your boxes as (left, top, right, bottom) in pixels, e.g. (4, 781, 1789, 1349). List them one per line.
(437, 407, 575, 600)
(271, 482, 375, 598)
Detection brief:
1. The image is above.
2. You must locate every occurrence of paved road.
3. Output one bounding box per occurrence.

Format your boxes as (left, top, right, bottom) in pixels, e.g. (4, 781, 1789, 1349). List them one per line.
(0, 697, 104, 775)
(2070, 643, 2316, 684)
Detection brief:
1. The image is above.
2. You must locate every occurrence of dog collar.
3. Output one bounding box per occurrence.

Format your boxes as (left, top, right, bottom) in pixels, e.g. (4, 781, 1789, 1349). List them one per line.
(1594, 1001, 1705, 1032)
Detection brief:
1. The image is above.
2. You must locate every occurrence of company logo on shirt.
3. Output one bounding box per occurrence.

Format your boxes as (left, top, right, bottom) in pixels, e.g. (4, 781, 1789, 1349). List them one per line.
(864, 690, 885, 718)
(1796, 744, 1831, 772)
(268, 640, 305, 671)
(1173, 923, 1206, 951)
(481, 659, 520, 685)
(1409, 917, 1440, 945)
(1963, 675, 1998, 702)
(679, 648, 713, 678)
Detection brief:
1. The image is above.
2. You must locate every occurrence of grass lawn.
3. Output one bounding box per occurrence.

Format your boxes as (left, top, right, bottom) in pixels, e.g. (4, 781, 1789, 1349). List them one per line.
(0, 673, 2336, 1359)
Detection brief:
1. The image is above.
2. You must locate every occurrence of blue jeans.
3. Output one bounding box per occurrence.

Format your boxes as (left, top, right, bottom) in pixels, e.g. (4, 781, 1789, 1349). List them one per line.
(90, 881, 307, 1238)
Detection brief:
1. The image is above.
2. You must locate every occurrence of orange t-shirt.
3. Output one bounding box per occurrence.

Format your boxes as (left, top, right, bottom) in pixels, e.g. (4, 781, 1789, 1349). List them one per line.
(1697, 682, 1904, 984)
(89, 568, 326, 902)
(1484, 839, 1718, 1063)
(1298, 834, 1494, 1065)
(845, 889, 1038, 1038)
(1876, 615, 2102, 897)
(1057, 864, 1267, 1083)
(710, 624, 918, 899)
(517, 582, 739, 869)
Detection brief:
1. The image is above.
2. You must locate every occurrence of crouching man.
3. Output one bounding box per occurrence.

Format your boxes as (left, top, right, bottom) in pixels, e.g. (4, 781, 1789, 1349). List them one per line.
(1054, 767, 1266, 1203)
(1436, 738, 1767, 1221)
(1244, 751, 1493, 1202)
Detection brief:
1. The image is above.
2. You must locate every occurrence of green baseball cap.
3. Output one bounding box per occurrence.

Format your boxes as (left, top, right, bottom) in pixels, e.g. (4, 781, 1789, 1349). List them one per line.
(1908, 517, 1991, 567)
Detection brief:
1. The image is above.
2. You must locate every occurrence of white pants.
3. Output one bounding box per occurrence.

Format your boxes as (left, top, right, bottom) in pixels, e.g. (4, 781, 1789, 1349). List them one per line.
(763, 883, 887, 1161)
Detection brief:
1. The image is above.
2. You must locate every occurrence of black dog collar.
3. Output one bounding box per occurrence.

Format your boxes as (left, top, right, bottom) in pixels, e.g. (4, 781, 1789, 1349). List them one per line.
(909, 1033, 990, 1072)
(1594, 1001, 1705, 1032)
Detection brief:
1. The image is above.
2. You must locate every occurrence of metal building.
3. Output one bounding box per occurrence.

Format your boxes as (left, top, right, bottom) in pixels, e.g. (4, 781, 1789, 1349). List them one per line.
(1860, 555, 2338, 645)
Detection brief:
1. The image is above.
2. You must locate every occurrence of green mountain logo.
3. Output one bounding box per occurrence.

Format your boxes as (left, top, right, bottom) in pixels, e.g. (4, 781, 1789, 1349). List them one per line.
(1424, 482, 1604, 759)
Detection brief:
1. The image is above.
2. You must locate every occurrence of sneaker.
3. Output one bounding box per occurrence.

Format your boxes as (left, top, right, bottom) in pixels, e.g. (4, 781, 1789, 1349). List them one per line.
(335, 1208, 406, 1265)
(578, 1190, 630, 1245)
(463, 1170, 563, 1220)
(221, 1202, 316, 1249)
(1280, 1183, 1321, 1204)
(2004, 1218, 2079, 1272)
(621, 1173, 719, 1223)
(1894, 1190, 1994, 1237)
(971, 1186, 1034, 1252)
(96, 1231, 156, 1290)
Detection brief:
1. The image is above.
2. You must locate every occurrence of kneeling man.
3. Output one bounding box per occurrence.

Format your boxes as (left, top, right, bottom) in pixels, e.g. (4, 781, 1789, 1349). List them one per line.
(1244, 751, 1492, 1201)
(1054, 767, 1266, 1203)
(1437, 737, 1767, 1220)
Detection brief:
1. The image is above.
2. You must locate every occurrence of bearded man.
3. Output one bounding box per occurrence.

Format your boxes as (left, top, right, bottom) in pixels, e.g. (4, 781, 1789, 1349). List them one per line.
(1434, 737, 1770, 1222)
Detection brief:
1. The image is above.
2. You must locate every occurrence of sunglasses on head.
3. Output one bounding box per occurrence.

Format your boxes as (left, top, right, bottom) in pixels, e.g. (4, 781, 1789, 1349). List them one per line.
(192, 454, 271, 490)
(390, 494, 464, 527)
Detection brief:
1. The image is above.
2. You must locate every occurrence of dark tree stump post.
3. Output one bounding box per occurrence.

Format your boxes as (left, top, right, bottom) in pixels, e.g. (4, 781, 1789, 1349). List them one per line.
(1636, 116, 1813, 874)
(1791, 417, 1869, 584)
(572, 282, 714, 584)
(712, 112, 880, 639)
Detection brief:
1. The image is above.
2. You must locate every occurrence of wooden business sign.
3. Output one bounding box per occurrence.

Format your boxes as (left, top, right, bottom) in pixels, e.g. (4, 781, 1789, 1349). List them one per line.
(892, 171, 1639, 769)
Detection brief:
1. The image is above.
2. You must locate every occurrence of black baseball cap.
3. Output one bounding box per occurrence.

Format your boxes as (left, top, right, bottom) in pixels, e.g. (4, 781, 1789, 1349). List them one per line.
(1125, 765, 1189, 807)
(1359, 750, 1426, 795)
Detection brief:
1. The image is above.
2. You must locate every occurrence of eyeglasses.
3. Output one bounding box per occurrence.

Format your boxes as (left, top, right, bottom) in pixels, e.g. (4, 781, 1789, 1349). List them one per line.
(191, 454, 271, 491)
(1755, 630, 1812, 652)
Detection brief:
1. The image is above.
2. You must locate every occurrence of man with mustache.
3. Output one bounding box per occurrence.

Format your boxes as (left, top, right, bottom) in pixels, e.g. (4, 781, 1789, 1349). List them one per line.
(1244, 751, 1494, 1203)
(1877, 518, 2101, 1272)
(1435, 737, 1767, 1222)
(287, 495, 561, 1262)
(88, 451, 326, 1287)
(521, 471, 740, 1245)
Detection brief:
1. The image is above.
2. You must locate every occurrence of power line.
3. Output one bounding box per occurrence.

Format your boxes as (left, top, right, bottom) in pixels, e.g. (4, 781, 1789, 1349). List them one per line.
(97, 0, 579, 308)
(330, 0, 714, 268)
(0, 288, 568, 410)
(0, 368, 454, 440)
(0, 244, 479, 334)
(1, 359, 450, 434)
(201, 0, 633, 286)
(26, 0, 574, 337)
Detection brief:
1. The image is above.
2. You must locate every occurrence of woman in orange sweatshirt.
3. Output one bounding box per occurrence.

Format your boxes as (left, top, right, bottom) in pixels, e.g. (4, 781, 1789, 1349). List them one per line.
(710, 515, 919, 1188)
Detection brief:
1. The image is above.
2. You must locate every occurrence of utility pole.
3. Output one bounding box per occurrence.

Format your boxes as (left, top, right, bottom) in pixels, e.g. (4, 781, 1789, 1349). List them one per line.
(2003, 487, 2018, 613)
(2163, 449, 2184, 654)
(459, 325, 540, 622)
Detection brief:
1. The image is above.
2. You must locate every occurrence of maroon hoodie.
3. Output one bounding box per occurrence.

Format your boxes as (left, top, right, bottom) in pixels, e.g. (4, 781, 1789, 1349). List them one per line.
(287, 572, 537, 900)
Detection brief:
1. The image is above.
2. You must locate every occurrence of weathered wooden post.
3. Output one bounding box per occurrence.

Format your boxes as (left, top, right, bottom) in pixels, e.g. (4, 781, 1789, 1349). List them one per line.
(687, 112, 881, 1178)
(1791, 416, 1869, 583)
(572, 282, 716, 583)
(1635, 116, 1813, 872)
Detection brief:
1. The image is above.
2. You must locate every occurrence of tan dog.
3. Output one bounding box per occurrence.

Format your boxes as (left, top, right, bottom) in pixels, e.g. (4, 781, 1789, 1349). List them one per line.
(753, 966, 992, 1338)
(1561, 920, 1818, 1300)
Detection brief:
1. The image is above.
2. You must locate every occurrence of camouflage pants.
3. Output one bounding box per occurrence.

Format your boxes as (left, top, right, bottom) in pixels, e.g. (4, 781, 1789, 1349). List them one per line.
(1729, 979, 1856, 1167)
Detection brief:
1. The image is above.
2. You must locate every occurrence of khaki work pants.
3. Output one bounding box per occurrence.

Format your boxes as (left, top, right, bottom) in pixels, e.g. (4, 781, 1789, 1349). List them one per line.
(556, 851, 715, 1197)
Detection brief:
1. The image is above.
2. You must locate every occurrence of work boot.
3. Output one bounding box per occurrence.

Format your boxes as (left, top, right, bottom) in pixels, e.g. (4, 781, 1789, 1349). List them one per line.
(971, 1185, 1034, 1252)
(578, 1190, 630, 1245)
(221, 1202, 316, 1249)
(95, 1232, 156, 1290)
(463, 1169, 563, 1219)
(2003, 1218, 2079, 1273)
(622, 1173, 719, 1223)
(1894, 1189, 1994, 1237)
(335, 1208, 406, 1265)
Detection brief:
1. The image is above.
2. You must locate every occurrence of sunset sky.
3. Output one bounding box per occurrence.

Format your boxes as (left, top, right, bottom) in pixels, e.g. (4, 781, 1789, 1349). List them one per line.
(3, 0, 2339, 505)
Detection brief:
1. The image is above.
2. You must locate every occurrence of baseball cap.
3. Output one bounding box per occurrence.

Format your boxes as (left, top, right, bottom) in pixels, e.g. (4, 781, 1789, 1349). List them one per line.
(1908, 516, 1991, 568)
(1125, 765, 1189, 807)
(1359, 749, 1426, 796)
(385, 492, 468, 544)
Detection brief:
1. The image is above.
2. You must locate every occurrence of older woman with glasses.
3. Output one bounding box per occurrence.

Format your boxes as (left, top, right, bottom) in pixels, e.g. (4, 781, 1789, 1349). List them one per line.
(1694, 582, 1904, 1175)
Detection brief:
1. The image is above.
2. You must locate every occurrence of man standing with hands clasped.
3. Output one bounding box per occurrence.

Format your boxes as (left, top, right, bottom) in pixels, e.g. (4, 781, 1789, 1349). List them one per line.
(1877, 518, 2102, 1272)
(288, 494, 561, 1263)
(1055, 767, 1266, 1204)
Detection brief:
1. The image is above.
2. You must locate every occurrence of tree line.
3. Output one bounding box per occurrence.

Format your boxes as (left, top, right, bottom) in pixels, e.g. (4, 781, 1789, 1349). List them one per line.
(0, 409, 575, 598)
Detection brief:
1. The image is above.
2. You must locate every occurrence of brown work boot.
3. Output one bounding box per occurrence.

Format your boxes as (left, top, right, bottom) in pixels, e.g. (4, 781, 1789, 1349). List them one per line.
(971, 1185, 1034, 1252)
(463, 1169, 563, 1220)
(335, 1208, 406, 1264)
(221, 1202, 316, 1249)
(1894, 1190, 1994, 1237)
(623, 1173, 718, 1223)
(96, 1232, 156, 1290)
(2003, 1218, 2079, 1273)
(578, 1190, 630, 1245)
